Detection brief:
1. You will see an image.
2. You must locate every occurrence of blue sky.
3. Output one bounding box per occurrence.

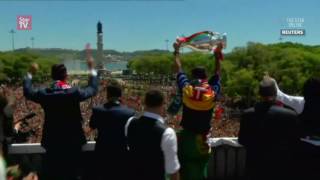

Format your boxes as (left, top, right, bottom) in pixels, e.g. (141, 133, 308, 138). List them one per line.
(0, 0, 319, 52)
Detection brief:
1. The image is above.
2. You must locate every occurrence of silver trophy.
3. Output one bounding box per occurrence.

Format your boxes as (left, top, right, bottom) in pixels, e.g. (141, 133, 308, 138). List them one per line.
(177, 31, 227, 52)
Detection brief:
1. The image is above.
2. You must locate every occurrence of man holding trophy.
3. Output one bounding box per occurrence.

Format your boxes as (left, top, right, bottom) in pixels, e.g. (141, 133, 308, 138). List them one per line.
(172, 31, 225, 180)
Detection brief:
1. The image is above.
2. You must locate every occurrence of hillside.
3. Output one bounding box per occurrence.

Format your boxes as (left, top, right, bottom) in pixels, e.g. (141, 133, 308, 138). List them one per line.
(5, 48, 169, 62)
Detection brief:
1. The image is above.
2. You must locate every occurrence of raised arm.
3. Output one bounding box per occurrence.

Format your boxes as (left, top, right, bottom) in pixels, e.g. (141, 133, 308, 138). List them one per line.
(78, 55, 99, 101)
(23, 63, 41, 103)
(273, 78, 305, 114)
(173, 43, 189, 91)
(209, 43, 223, 96)
(214, 42, 224, 76)
(173, 42, 183, 73)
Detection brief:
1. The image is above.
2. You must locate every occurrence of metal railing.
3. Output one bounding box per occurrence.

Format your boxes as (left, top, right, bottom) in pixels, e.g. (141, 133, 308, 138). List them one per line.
(8, 138, 246, 180)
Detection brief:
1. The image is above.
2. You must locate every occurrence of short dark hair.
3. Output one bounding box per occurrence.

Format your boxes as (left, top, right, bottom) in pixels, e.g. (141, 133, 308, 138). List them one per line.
(51, 64, 67, 81)
(145, 89, 164, 108)
(259, 78, 276, 97)
(191, 66, 207, 79)
(303, 77, 320, 100)
(107, 80, 122, 98)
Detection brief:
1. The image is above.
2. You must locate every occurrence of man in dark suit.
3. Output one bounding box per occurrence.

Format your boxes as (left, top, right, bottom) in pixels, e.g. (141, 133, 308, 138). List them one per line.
(89, 80, 135, 180)
(23, 60, 98, 180)
(238, 76, 299, 180)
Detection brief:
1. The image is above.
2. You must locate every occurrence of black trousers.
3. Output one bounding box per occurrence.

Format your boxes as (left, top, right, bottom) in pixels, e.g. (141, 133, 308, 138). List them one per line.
(296, 141, 320, 179)
(93, 152, 129, 180)
(42, 146, 82, 180)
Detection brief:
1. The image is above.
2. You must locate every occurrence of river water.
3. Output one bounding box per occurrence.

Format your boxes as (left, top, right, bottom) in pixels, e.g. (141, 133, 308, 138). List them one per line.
(64, 60, 128, 72)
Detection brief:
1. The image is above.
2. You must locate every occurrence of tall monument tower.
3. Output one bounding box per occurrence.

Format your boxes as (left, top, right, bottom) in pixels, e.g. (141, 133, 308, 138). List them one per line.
(96, 21, 104, 70)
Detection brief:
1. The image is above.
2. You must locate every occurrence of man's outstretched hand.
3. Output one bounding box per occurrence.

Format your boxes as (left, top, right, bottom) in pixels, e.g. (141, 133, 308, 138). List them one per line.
(85, 43, 95, 70)
(173, 43, 182, 72)
(173, 42, 180, 54)
(87, 57, 94, 70)
(29, 63, 39, 75)
(214, 42, 224, 61)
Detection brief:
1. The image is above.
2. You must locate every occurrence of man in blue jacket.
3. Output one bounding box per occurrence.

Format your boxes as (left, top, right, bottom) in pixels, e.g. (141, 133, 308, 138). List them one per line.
(23, 60, 98, 180)
(89, 80, 135, 180)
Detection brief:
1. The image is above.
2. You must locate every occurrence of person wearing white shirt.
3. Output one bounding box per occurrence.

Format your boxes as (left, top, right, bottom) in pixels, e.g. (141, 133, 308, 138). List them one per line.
(125, 90, 180, 180)
(274, 78, 305, 114)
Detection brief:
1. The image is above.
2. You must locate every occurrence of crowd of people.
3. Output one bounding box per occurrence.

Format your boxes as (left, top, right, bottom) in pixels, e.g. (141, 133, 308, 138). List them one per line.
(0, 75, 238, 144)
(0, 42, 223, 180)
(1, 41, 319, 180)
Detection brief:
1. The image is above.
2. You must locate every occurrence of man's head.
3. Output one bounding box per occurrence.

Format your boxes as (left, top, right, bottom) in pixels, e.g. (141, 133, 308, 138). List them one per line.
(259, 76, 277, 100)
(107, 80, 122, 101)
(51, 64, 67, 81)
(144, 89, 164, 114)
(191, 66, 207, 79)
(303, 77, 320, 101)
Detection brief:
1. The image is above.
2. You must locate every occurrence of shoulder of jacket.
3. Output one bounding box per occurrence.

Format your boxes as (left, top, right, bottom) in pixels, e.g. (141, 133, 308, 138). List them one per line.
(243, 107, 255, 114)
(270, 105, 297, 116)
(92, 105, 106, 112)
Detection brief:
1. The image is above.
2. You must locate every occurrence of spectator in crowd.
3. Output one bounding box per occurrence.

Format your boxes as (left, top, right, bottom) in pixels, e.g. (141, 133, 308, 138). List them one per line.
(125, 90, 180, 180)
(1, 90, 38, 180)
(238, 76, 299, 180)
(23, 60, 98, 180)
(0, 93, 8, 156)
(172, 42, 221, 180)
(276, 77, 320, 178)
(89, 80, 135, 180)
(0, 90, 15, 157)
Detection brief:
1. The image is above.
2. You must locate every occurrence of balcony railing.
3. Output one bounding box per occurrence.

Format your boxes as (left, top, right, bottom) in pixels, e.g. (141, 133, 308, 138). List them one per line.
(8, 137, 246, 180)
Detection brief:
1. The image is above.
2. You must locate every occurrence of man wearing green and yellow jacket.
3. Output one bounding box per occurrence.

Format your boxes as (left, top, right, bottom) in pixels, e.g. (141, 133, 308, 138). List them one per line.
(172, 42, 223, 180)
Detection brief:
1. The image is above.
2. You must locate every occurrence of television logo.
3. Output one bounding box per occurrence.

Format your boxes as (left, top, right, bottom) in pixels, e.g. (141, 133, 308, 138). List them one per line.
(280, 17, 305, 36)
(281, 29, 305, 36)
(17, 15, 32, 30)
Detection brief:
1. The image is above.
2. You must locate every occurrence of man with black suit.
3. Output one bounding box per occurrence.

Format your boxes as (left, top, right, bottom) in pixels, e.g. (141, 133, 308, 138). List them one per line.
(23, 60, 98, 180)
(89, 80, 135, 180)
(238, 76, 299, 180)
